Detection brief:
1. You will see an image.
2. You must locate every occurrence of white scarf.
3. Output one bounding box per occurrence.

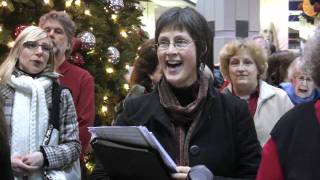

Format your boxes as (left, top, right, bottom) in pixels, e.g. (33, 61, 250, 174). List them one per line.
(9, 75, 52, 180)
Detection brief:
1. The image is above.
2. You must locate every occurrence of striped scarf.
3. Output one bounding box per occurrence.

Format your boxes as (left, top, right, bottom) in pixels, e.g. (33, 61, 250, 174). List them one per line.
(158, 72, 209, 166)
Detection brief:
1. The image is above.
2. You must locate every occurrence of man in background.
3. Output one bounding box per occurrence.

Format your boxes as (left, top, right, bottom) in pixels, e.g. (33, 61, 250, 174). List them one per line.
(39, 10, 95, 179)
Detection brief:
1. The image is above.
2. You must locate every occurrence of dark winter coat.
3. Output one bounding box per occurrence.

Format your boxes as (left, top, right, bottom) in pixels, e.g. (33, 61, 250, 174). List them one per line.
(91, 80, 261, 180)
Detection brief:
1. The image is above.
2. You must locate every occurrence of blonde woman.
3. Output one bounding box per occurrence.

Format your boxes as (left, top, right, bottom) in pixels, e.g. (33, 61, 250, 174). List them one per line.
(0, 26, 80, 179)
(219, 39, 293, 146)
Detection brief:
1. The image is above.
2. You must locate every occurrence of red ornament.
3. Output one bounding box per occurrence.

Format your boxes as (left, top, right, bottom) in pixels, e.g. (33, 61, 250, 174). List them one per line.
(70, 52, 85, 66)
(12, 25, 28, 40)
(71, 37, 82, 54)
(138, 28, 148, 39)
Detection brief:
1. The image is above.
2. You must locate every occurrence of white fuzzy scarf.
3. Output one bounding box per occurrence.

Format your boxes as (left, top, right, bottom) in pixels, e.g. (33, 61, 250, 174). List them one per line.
(9, 75, 52, 180)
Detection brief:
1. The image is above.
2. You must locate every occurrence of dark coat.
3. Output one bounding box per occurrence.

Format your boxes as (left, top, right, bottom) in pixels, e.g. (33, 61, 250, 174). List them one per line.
(91, 80, 261, 180)
(0, 98, 13, 180)
(271, 100, 320, 179)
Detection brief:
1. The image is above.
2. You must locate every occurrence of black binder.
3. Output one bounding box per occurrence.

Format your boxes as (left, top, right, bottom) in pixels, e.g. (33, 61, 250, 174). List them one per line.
(91, 138, 173, 180)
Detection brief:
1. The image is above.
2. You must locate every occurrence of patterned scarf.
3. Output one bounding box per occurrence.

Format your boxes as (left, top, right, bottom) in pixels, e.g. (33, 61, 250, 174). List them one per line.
(9, 74, 52, 180)
(158, 72, 209, 165)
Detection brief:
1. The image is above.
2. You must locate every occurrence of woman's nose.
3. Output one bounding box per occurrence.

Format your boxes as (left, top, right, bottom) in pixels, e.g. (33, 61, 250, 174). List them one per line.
(166, 44, 178, 54)
(35, 46, 44, 55)
(236, 64, 246, 71)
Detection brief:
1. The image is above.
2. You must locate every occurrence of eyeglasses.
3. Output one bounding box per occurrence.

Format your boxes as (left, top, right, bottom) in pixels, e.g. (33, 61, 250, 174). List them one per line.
(155, 39, 194, 51)
(295, 75, 313, 83)
(23, 41, 52, 53)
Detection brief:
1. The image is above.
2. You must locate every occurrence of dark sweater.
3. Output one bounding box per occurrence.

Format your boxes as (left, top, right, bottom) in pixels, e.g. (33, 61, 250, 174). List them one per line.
(271, 100, 320, 179)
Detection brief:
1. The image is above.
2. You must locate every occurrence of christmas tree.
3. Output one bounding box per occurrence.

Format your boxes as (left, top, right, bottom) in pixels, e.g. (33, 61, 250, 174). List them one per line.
(0, 0, 148, 126)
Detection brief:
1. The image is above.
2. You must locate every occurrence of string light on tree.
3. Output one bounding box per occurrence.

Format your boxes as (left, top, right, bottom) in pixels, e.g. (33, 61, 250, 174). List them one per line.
(75, 0, 81, 6)
(106, 67, 114, 74)
(65, 0, 72, 7)
(0, 24, 3, 32)
(123, 83, 130, 91)
(84, 9, 92, 16)
(101, 105, 108, 113)
(7, 41, 14, 48)
(103, 7, 108, 13)
(43, 0, 50, 5)
(85, 161, 94, 174)
(111, 14, 118, 22)
(1, 1, 7, 7)
(120, 29, 128, 38)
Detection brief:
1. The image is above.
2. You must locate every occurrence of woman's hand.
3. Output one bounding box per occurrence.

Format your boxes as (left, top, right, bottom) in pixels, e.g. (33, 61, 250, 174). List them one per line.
(11, 155, 39, 176)
(21, 151, 44, 168)
(171, 166, 191, 180)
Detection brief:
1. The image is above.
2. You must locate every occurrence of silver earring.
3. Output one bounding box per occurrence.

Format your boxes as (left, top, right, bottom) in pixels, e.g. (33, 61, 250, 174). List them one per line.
(200, 62, 205, 71)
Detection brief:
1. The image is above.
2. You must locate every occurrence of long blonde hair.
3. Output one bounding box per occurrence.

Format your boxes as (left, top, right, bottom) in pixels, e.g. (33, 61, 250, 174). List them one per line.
(0, 26, 55, 84)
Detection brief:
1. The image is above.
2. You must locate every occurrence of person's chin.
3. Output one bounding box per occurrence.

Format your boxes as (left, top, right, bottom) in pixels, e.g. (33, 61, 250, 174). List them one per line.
(234, 80, 249, 86)
(297, 93, 312, 99)
(166, 76, 186, 87)
(166, 77, 180, 86)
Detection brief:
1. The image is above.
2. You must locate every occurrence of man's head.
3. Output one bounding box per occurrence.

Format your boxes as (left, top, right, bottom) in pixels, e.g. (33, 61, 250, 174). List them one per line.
(252, 35, 271, 56)
(39, 10, 75, 57)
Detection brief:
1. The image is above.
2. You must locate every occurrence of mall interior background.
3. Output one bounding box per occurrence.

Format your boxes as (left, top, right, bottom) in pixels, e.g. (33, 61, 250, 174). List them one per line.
(139, 0, 315, 66)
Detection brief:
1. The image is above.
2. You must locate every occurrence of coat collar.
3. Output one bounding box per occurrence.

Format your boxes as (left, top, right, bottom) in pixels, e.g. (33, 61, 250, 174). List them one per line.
(258, 80, 276, 102)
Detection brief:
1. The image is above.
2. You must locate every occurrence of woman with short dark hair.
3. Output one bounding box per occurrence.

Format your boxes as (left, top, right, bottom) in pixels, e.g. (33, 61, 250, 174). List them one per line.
(92, 7, 261, 180)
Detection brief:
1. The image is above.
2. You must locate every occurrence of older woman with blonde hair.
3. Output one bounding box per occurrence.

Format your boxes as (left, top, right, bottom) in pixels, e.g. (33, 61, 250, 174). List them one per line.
(219, 39, 293, 146)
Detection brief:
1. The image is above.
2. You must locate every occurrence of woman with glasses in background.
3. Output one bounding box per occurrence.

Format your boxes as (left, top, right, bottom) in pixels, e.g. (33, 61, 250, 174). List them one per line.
(219, 39, 293, 146)
(280, 56, 320, 105)
(0, 26, 80, 179)
(92, 7, 261, 180)
(257, 27, 320, 180)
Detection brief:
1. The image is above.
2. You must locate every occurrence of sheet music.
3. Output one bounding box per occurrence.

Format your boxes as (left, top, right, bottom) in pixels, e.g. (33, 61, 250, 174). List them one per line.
(139, 127, 177, 172)
(89, 126, 177, 172)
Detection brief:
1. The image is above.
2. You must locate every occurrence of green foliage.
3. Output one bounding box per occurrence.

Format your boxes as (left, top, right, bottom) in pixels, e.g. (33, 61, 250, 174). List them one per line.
(0, 0, 147, 125)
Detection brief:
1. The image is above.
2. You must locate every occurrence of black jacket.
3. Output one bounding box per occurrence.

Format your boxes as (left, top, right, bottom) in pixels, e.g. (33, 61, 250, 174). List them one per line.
(91, 80, 261, 180)
(0, 98, 13, 180)
(271, 100, 320, 179)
